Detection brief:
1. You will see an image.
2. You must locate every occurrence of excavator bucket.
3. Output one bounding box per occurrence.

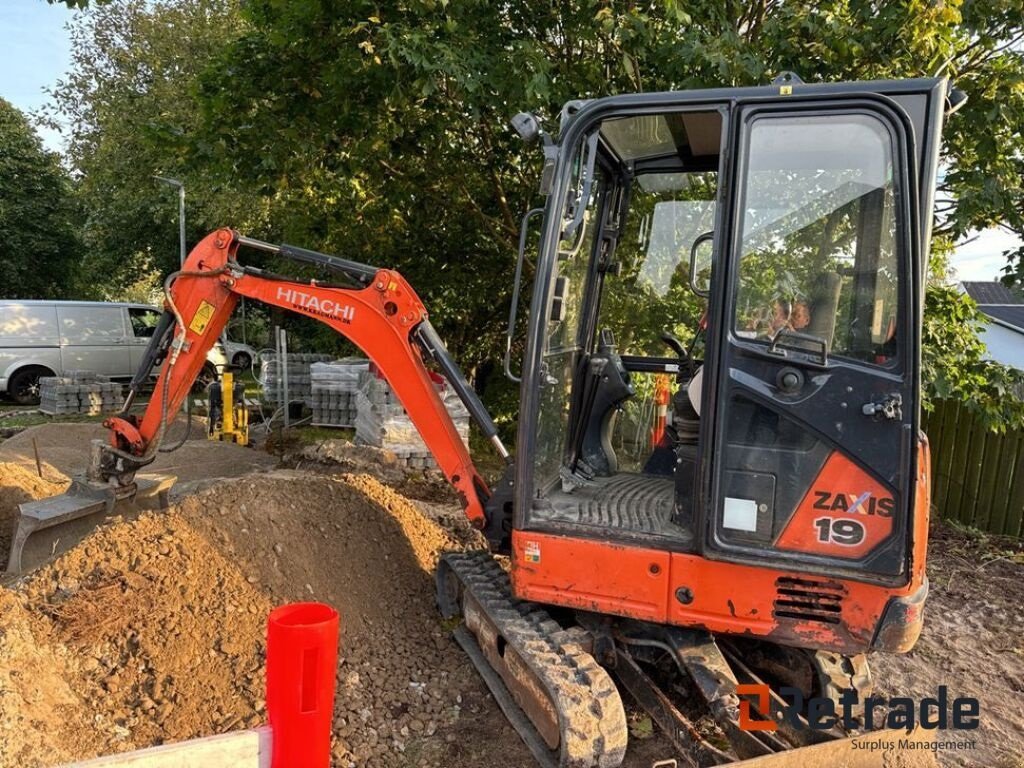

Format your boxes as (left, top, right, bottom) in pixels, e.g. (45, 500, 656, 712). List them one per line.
(6, 444, 174, 573)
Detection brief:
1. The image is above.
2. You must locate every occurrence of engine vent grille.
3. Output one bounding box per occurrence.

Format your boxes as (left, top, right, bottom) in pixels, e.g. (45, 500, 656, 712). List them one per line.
(772, 576, 846, 625)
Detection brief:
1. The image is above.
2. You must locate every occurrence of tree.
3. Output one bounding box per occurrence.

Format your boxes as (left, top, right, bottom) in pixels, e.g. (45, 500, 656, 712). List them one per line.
(51, 0, 1024, 426)
(0, 99, 80, 299)
(922, 281, 1024, 430)
(48, 1, 102, 8)
(188, 0, 1023, 414)
(47, 0, 257, 300)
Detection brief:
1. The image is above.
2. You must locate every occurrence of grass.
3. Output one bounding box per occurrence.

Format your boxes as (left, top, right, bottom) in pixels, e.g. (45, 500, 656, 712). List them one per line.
(0, 405, 105, 430)
(290, 425, 354, 444)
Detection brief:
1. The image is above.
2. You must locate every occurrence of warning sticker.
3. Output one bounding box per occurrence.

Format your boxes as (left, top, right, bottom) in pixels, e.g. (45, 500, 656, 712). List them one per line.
(524, 541, 541, 564)
(188, 300, 216, 335)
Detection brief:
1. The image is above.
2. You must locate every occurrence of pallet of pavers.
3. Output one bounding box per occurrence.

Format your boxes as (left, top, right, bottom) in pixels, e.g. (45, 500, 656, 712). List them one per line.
(354, 365, 470, 469)
(310, 358, 368, 428)
(39, 370, 123, 416)
(259, 352, 333, 407)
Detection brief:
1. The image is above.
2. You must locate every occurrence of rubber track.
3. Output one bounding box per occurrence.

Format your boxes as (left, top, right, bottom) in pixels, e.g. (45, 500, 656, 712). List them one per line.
(440, 551, 628, 768)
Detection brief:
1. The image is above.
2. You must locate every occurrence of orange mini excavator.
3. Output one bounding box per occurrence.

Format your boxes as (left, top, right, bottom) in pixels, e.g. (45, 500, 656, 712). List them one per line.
(31, 74, 957, 767)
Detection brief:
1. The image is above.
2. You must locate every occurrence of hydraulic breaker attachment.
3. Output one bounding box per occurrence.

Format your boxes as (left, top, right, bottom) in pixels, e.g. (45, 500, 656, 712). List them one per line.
(208, 369, 249, 445)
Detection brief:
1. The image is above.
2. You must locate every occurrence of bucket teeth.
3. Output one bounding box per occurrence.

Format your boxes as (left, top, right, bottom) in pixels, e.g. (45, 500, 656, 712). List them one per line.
(438, 551, 628, 768)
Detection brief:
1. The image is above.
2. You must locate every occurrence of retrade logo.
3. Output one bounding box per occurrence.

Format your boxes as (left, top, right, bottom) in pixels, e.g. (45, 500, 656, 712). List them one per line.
(737, 684, 775, 731)
(737, 685, 980, 733)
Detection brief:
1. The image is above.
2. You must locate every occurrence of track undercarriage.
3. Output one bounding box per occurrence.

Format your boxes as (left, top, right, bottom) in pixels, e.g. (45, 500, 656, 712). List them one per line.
(437, 551, 932, 768)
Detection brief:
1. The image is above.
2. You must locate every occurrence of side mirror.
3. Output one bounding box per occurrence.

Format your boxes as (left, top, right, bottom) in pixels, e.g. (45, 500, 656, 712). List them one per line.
(689, 231, 714, 298)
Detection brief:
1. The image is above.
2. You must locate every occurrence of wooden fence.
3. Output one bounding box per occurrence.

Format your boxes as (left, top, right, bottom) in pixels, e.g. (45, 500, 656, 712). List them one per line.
(923, 399, 1024, 537)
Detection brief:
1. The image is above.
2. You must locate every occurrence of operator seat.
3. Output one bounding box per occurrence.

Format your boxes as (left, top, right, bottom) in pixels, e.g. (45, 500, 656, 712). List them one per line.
(806, 271, 842, 350)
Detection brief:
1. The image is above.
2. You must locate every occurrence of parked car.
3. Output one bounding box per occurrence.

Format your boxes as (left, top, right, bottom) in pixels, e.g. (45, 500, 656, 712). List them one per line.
(0, 300, 228, 405)
(220, 334, 257, 371)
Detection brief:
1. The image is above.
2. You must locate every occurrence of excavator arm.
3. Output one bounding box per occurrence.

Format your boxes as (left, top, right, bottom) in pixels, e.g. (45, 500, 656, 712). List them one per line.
(100, 228, 507, 534)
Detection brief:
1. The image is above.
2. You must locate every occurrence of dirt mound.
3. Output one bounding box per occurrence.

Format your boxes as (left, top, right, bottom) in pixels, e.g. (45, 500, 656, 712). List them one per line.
(0, 471, 531, 768)
(0, 590, 107, 765)
(176, 471, 517, 766)
(0, 511, 271, 767)
(299, 439, 459, 506)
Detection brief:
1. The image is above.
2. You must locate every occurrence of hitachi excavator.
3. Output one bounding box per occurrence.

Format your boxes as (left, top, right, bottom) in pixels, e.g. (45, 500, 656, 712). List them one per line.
(26, 74, 956, 767)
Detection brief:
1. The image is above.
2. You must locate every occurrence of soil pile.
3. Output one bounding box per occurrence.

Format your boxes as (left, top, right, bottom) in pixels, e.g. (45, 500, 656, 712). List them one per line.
(0, 470, 531, 768)
(299, 439, 460, 506)
(0, 510, 270, 767)
(177, 471, 522, 767)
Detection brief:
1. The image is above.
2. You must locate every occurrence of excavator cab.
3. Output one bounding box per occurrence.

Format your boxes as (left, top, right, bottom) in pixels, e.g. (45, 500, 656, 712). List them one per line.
(510, 76, 945, 649)
(439, 76, 950, 766)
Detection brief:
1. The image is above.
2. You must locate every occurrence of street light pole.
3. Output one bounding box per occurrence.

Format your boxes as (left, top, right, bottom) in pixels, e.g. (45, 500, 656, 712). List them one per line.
(154, 176, 186, 267)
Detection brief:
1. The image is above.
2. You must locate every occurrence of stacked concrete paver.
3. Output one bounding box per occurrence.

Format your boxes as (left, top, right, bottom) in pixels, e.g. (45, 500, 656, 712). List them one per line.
(354, 368, 470, 469)
(310, 358, 369, 428)
(259, 352, 332, 407)
(39, 371, 123, 416)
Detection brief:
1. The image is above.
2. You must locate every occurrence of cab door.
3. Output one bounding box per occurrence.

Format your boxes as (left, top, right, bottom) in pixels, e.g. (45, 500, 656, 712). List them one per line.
(704, 96, 921, 582)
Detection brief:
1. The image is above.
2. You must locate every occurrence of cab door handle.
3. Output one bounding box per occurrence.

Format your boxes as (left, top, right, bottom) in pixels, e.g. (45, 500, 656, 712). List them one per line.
(862, 393, 902, 421)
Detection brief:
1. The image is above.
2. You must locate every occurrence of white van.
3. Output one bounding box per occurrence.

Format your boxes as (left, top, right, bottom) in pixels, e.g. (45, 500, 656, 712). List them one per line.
(0, 300, 227, 404)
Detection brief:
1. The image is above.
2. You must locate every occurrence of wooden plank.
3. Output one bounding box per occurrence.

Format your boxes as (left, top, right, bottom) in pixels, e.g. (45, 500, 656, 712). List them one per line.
(942, 402, 975, 523)
(922, 401, 943, 446)
(930, 400, 960, 518)
(1006, 434, 1024, 538)
(986, 429, 1020, 536)
(62, 727, 271, 768)
(958, 417, 990, 527)
(973, 428, 1006, 532)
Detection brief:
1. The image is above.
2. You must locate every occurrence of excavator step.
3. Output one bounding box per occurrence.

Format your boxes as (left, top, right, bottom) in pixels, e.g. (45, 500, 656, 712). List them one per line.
(437, 551, 628, 768)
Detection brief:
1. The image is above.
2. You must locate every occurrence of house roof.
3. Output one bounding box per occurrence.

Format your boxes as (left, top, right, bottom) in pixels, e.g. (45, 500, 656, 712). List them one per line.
(961, 281, 1019, 305)
(960, 281, 1024, 334)
(980, 305, 1024, 333)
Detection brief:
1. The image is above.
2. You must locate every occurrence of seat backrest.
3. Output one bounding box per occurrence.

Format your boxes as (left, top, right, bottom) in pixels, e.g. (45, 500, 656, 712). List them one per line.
(807, 272, 842, 350)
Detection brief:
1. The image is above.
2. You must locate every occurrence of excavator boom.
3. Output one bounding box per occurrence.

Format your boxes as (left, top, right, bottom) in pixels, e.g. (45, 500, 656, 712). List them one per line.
(36, 228, 505, 542)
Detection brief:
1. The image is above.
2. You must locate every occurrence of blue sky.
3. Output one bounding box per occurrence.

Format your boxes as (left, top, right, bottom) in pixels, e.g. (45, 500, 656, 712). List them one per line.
(0, 0, 75, 151)
(0, 0, 1019, 282)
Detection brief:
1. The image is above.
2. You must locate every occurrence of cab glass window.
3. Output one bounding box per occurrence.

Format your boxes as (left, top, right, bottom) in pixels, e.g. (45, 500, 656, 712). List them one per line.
(600, 171, 716, 356)
(733, 113, 900, 366)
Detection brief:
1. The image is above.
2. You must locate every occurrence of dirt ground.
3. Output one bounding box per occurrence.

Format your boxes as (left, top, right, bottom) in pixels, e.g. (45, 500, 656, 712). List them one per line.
(872, 525, 1024, 768)
(0, 426, 1020, 767)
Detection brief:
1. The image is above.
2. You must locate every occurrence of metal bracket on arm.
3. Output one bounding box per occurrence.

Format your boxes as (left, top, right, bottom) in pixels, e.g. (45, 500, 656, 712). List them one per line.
(561, 131, 600, 242)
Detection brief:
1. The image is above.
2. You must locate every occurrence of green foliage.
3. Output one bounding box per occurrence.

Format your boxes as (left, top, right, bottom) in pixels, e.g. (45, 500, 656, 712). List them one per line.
(0, 99, 81, 299)
(922, 282, 1024, 431)
(48, 0, 1024, 426)
(46, 0, 258, 299)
